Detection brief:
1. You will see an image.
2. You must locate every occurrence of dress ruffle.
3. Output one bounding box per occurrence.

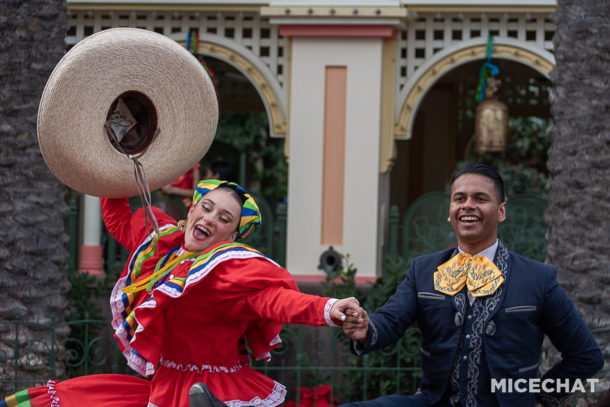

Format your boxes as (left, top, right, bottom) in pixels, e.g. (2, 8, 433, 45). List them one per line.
(149, 359, 287, 407)
(112, 243, 284, 377)
(224, 381, 287, 407)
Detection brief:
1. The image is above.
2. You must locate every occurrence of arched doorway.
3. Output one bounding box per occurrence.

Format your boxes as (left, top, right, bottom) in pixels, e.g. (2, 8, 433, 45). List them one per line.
(391, 58, 552, 214)
(153, 44, 289, 260)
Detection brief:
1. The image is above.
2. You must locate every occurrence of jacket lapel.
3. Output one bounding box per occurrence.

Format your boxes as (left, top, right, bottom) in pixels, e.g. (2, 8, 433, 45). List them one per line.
(482, 240, 512, 322)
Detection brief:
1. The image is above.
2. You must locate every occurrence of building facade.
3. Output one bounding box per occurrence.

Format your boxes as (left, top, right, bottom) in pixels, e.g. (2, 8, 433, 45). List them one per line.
(67, 0, 556, 278)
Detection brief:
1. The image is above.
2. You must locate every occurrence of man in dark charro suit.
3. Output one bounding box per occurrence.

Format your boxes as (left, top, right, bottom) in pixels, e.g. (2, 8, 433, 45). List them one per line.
(341, 163, 604, 407)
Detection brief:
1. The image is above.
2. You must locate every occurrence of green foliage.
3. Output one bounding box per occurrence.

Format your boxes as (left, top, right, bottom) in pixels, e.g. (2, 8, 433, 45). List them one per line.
(364, 255, 411, 311)
(208, 112, 288, 205)
(66, 270, 104, 322)
(507, 117, 549, 163)
(321, 254, 358, 300)
(321, 254, 413, 310)
(216, 112, 264, 148)
(319, 253, 422, 402)
(65, 270, 107, 377)
(257, 138, 288, 203)
(460, 116, 550, 198)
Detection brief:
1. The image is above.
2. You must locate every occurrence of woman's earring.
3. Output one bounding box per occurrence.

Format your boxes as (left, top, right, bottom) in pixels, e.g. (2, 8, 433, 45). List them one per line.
(447, 217, 451, 222)
(177, 220, 186, 231)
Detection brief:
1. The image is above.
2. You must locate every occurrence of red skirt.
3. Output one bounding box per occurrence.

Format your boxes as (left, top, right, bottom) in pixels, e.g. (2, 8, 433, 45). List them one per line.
(1, 374, 150, 407)
(2, 369, 287, 407)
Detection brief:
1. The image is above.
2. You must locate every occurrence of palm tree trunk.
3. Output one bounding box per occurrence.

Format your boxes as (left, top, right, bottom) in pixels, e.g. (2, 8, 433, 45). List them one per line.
(546, 0, 610, 345)
(0, 0, 69, 393)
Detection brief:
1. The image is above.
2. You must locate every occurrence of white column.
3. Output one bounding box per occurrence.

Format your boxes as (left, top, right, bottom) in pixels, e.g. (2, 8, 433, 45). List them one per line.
(286, 36, 384, 278)
(79, 194, 104, 275)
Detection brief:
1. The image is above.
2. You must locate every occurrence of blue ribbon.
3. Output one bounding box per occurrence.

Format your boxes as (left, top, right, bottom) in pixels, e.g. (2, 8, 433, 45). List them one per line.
(185, 30, 192, 52)
(475, 35, 500, 102)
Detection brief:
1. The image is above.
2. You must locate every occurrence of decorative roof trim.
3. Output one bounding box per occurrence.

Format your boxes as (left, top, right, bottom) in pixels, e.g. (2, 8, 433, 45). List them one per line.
(404, 4, 555, 13)
(262, 5, 407, 18)
(69, 0, 266, 4)
(169, 33, 288, 138)
(279, 24, 395, 37)
(68, 2, 263, 11)
(394, 37, 555, 140)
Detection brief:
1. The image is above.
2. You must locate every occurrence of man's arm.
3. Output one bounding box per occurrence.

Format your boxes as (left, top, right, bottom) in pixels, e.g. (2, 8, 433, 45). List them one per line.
(537, 267, 604, 405)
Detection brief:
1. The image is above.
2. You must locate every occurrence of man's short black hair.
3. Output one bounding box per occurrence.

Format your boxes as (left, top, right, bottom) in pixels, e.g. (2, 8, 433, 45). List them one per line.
(450, 163, 506, 202)
(209, 161, 235, 182)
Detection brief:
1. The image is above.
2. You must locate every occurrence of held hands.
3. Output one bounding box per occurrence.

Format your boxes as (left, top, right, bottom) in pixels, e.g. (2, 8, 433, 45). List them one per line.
(329, 297, 369, 343)
(330, 297, 362, 323)
(342, 307, 369, 343)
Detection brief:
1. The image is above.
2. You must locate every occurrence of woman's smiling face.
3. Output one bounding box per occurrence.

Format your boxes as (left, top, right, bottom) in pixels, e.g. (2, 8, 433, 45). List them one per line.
(183, 188, 242, 252)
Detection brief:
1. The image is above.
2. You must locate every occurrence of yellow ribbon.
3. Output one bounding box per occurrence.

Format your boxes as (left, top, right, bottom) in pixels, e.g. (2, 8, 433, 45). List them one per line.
(433, 253, 504, 297)
(123, 250, 196, 294)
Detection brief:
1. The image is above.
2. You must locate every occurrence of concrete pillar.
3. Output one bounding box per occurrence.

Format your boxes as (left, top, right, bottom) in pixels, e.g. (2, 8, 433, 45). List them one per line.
(282, 26, 395, 278)
(79, 194, 104, 275)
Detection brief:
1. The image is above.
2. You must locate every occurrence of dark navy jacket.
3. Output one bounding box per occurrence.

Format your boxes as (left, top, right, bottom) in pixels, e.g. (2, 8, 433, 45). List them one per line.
(355, 247, 603, 406)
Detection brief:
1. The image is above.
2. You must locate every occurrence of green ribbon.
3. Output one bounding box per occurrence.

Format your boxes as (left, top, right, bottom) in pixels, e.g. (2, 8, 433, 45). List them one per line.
(475, 35, 500, 102)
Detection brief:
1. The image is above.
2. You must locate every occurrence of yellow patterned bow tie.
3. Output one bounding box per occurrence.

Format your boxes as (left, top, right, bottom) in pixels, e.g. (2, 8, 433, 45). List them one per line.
(433, 253, 504, 297)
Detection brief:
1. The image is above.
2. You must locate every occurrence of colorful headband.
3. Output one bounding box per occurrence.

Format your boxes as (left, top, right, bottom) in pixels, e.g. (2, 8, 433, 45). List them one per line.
(192, 179, 261, 239)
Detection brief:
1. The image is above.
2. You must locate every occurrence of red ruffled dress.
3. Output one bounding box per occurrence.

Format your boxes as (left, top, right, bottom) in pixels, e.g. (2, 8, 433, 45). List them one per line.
(3, 199, 338, 407)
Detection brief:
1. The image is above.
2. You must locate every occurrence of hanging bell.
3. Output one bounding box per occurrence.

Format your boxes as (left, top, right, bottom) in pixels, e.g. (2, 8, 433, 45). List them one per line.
(474, 77, 509, 153)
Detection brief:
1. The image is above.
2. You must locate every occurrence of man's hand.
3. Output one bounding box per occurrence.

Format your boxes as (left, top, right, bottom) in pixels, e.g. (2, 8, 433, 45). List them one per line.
(342, 307, 369, 343)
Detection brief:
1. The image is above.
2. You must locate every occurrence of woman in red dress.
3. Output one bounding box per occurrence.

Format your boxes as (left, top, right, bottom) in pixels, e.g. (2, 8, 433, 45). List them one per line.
(2, 180, 360, 407)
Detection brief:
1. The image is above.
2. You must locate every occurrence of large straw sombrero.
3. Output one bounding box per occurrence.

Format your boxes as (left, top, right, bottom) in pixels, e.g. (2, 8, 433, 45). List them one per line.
(38, 28, 218, 198)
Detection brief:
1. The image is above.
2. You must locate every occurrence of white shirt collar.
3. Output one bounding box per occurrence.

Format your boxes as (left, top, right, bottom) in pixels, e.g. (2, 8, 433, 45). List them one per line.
(458, 240, 498, 262)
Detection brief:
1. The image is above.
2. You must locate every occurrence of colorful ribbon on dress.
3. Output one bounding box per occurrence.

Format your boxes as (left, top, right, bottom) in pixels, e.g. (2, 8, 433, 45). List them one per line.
(128, 226, 181, 284)
(433, 252, 504, 297)
(123, 247, 197, 294)
(1, 388, 31, 407)
(123, 242, 261, 295)
(118, 240, 262, 341)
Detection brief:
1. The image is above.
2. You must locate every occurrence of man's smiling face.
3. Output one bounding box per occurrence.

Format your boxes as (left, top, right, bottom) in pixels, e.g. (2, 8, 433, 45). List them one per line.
(449, 173, 506, 254)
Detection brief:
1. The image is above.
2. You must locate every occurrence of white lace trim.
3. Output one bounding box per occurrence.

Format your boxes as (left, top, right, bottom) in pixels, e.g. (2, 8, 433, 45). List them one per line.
(120, 349, 154, 377)
(324, 298, 340, 327)
(225, 380, 287, 407)
(269, 334, 282, 347)
(250, 326, 284, 361)
(47, 379, 60, 406)
(256, 351, 271, 361)
(159, 357, 245, 374)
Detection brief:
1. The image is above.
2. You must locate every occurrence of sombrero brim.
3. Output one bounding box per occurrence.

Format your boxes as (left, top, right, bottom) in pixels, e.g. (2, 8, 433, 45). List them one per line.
(37, 27, 218, 198)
